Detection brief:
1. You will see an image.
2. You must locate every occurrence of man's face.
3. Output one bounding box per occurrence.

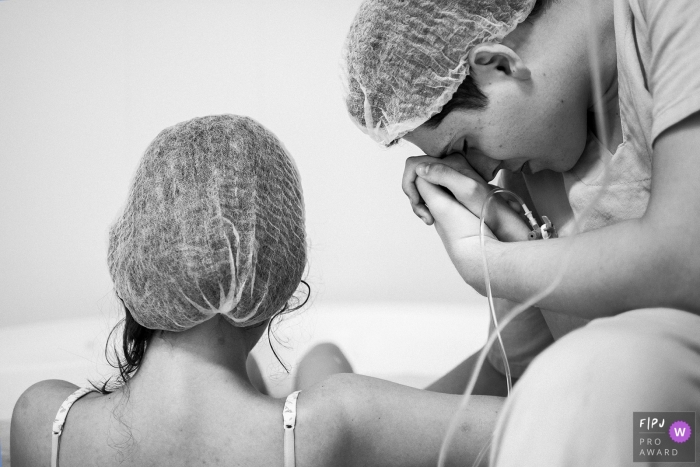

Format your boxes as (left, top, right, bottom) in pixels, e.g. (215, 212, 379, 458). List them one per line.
(403, 0, 597, 182)
(404, 77, 590, 181)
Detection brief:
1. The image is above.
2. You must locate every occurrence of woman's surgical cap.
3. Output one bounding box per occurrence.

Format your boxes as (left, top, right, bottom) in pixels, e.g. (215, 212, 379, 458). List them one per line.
(108, 115, 306, 331)
(341, 0, 536, 145)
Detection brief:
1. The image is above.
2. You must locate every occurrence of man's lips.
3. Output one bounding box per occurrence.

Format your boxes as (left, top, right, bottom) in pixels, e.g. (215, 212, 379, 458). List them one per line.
(513, 161, 532, 174)
(487, 161, 532, 180)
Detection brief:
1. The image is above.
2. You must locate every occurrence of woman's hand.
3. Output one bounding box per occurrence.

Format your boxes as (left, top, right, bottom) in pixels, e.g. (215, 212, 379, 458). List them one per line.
(414, 176, 490, 295)
(415, 176, 495, 244)
(403, 153, 486, 224)
(407, 155, 531, 242)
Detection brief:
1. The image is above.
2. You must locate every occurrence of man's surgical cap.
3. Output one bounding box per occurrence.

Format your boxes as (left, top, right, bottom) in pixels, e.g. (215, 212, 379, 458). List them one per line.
(341, 0, 536, 145)
(108, 115, 306, 331)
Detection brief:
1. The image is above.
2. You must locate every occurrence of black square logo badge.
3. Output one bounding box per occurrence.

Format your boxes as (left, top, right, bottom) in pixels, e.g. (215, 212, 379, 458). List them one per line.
(634, 412, 695, 463)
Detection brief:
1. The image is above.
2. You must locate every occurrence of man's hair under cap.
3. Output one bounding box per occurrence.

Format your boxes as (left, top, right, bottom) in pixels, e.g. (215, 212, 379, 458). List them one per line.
(341, 0, 536, 145)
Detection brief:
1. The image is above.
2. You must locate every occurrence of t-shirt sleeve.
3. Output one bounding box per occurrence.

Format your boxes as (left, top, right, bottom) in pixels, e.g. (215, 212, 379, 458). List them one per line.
(635, 0, 700, 142)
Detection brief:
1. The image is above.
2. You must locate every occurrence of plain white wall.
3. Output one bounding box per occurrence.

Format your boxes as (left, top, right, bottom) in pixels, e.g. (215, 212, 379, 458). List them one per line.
(0, 0, 486, 327)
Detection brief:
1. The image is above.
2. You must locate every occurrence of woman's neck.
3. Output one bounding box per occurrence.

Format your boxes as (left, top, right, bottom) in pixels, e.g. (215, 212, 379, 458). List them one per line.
(126, 315, 265, 396)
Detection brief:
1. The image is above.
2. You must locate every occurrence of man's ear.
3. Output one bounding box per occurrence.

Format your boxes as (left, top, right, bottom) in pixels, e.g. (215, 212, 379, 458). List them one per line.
(468, 42, 531, 81)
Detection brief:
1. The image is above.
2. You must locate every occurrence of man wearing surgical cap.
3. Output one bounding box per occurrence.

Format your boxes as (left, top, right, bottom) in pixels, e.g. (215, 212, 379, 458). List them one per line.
(342, 0, 700, 464)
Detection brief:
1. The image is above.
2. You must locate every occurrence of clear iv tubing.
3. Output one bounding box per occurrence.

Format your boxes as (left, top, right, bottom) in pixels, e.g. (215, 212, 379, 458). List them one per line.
(437, 5, 614, 464)
(437, 149, 613, 467)
(437, 188, 560, 467)
(477, 188, 532, 396)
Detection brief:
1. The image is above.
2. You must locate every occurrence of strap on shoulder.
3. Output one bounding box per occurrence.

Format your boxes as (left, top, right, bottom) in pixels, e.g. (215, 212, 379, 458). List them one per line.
(283, 390, 301, 467)
(51, 387, 95, 467)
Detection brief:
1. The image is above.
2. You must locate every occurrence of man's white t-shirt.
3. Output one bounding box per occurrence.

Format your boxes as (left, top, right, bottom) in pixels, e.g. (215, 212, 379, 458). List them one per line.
(488, 0, 700, 376)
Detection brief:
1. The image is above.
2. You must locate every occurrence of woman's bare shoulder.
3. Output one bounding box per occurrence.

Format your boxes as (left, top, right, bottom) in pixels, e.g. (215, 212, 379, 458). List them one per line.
(11, 379, 80, 467)
(300, 372, 386, 418)
(298, 373, 501, 467)
(295, 373, 420, 466)
(293, 374, 372, 467)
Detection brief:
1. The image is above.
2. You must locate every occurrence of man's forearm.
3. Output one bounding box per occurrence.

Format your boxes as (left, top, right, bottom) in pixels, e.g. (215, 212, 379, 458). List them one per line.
(452, 217, 700, 318)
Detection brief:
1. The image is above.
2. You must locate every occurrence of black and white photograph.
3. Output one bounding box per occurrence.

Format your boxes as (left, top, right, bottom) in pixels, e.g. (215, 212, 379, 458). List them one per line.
(1, 0, 699, 465)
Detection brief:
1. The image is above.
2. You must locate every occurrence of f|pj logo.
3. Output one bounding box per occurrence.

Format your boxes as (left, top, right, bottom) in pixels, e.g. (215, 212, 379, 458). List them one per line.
(634, 412, 695, 463)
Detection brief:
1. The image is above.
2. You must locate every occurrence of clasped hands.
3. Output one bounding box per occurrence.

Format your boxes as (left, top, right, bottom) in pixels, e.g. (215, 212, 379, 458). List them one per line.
(402, 154, 532, 288)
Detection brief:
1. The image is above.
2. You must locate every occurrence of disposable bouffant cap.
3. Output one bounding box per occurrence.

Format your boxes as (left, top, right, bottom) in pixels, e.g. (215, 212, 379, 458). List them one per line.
(108, 115, 306, 331)
(341, 0, 536, 145)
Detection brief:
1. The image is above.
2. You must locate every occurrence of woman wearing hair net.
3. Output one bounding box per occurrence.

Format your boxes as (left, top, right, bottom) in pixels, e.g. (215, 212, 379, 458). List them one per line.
(342, 0, 700, 464)
(12, 114, 507, 467)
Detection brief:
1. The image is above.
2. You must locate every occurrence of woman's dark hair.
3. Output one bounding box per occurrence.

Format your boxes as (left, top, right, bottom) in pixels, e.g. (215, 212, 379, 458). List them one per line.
(266, 280, 311, 373)
(94, 281, 310, 394)
(92, 300, 154, 394)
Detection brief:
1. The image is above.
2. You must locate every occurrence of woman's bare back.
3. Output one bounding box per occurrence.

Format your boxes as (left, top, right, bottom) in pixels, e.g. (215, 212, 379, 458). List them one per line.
(11, 379, 296, 467)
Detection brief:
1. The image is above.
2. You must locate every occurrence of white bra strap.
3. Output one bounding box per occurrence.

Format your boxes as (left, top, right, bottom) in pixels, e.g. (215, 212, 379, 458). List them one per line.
(51, 387, 95, 467)
(283, 390, 301, 467)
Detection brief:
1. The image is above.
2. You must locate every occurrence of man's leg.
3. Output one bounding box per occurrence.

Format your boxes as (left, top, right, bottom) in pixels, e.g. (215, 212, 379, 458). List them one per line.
(428, 300, 554, 397)
(426, 347, 512, 396)
(491, 308, 700, 466)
